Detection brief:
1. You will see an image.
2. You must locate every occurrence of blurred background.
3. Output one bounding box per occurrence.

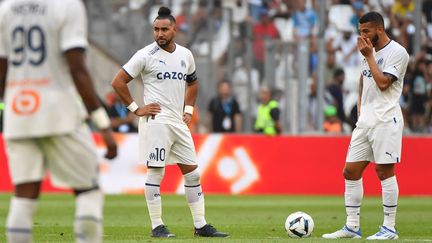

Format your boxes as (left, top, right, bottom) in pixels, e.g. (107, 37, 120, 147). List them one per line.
(1, 0, 432, 197)
(1, 0, 431, 135)
(80, 0, 432, 135)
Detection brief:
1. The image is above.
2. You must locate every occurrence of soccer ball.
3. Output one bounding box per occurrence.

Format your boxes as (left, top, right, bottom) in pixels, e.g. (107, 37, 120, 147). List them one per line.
(285, 211, 314, 238)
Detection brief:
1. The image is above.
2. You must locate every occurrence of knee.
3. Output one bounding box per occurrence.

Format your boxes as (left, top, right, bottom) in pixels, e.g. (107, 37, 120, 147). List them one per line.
(183, 169, 200, 186)
(15, 182, 41, 199)
(343, 167, 361, 180)
(146, 168, 165, 185)
(375, 167, 394, 181)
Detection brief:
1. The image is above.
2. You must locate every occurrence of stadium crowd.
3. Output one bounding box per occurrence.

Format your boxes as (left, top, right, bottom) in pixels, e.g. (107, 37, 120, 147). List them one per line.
(1, 0, 432, 134)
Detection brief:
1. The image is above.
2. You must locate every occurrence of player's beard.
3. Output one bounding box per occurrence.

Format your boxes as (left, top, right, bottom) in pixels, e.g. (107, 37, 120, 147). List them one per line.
(371, 34, 379, 47)
(157, 38, 172, 48)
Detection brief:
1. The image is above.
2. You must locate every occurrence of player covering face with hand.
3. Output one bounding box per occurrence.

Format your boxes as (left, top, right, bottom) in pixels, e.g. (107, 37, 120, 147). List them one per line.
(322, 11, 409, 240)
(111, 6, 228, 238)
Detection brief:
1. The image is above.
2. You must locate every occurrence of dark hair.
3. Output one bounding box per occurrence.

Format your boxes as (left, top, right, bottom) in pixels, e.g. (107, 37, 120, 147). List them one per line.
(333, 68, 345, 78)
(155, 6, 176, 23)
(358, 11, 384, 28)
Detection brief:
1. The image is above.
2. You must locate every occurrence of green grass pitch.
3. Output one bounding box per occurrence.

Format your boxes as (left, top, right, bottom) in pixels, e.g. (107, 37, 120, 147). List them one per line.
(0, 194, 431, 242)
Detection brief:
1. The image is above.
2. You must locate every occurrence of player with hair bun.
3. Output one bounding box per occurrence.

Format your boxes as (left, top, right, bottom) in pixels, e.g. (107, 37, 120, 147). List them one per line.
(112, 6, 228, 238)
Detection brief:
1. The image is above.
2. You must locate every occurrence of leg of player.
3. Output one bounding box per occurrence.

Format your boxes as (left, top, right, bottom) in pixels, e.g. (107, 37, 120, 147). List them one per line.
(145, 167, 175, 238)
(178, 164, 228, 237)
(6, 182, 40, 243)
(322, 161, 368, 239)
(366, 164, 399, 240)
(73, 188, 104, 243)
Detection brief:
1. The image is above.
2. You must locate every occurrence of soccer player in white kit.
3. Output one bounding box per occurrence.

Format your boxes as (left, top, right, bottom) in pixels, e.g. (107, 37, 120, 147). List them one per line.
(111, 6, 228, 238)
(323, 12, 409, 240)
(0, 0, 118, 242)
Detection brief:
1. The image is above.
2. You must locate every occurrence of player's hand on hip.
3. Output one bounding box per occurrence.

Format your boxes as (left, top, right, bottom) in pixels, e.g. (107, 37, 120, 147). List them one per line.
(183, 113, 192, 125)
(100, 129, 118, 159)
(357, 37, 373, 58)
(135, 103, 161, 118)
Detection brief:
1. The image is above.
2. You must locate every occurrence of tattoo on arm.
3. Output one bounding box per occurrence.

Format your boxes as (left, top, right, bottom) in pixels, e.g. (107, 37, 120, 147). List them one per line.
(384, 73, 397, 83)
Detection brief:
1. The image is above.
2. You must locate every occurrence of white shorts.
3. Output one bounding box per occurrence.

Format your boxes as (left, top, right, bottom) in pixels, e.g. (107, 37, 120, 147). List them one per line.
(6, 124, 99, 189)
(139, 118, 197, 167)
(346, 120, 403, 164)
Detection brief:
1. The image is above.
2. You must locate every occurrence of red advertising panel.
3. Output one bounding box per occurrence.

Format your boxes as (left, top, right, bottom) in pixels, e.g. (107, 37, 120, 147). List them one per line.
(1, 134, 431, 195)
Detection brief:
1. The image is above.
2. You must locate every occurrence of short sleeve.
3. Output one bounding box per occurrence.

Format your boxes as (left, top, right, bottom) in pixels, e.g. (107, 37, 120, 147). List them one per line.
(382, 47, 409, 81)
(0, 3, 8, 57)
(60, 0, 88, 51)
(122, 50, 146, 79)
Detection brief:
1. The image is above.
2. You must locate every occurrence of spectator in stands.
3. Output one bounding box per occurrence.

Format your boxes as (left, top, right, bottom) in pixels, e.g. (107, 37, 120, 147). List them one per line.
(248, 0, 267, 23)
(350, 1, 365, 32)
(254, 85, 282, 135)
(327, 68, 347, 124)
(390, 0, 415, 52)
(207, 80, 243, 133)
(232, 57, 260, 113)
(323, 105, 342, 133)
(104, 92, 137, 133)
(252, 8, 280, 79)
(332, 24, 360, 68)
(407, 59, 429, 133)
(175, 0, 192, 46)
(308, 75, 335, 131)
(324, 50, 342, 85)
(292, 0, 317, 40)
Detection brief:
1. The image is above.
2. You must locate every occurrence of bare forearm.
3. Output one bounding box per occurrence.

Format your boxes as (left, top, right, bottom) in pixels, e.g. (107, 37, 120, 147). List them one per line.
(234, 114, 242, 132)
(185, 80, 198, 106)
(366, 56, 391, 90)
(111, 69, 134, 106)
(71, 68, 101, 111)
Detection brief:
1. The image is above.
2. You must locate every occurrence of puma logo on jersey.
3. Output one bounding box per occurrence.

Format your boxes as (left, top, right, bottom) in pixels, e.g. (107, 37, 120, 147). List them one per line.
(156, 71, 187, 81)
(159, 60, 166, 65)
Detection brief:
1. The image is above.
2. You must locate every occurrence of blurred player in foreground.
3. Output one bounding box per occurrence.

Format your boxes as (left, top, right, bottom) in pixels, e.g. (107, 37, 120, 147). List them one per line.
(0, 0, 117, 242)
(111, 6, 228, 238)
(322, 11, 409, 240)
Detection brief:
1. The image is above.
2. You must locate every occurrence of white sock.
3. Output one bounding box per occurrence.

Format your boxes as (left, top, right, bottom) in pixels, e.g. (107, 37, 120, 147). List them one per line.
(145, 168, 165, 230)
(6, 197, 38, 243)
(145, 189, 164, 230)
(345, 179, 363, 229)
(74, 190, 104, 243)
(184, 170, 206, 229)
(381, 176, 398, 230)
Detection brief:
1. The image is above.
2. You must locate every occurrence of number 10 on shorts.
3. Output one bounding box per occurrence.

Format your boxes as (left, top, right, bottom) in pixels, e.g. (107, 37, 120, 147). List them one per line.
(149, 147, 166, 162)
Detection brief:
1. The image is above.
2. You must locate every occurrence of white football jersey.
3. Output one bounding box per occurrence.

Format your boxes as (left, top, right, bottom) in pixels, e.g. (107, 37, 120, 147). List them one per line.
(357, 40, 409, 128)
(0, 0, 88, 139)
(123, 42, 197, 125)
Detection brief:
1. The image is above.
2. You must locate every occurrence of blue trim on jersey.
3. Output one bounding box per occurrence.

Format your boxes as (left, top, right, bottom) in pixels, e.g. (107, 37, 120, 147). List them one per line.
(7, 228, 31, 234)
(75, 216, 101, 223)
(376, 40, 392, 53)
(184, 184, 201, 188)
(122, 67, 134, 79)
(145, 183, 161, 187)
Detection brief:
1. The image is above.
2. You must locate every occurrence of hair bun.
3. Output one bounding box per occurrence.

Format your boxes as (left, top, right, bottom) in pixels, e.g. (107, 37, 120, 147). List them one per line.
(158, 6, 171, 16)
